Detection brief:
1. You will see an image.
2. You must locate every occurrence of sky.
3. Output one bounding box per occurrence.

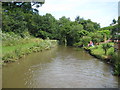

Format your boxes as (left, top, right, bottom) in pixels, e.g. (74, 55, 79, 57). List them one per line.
(37, 0, 118, 27)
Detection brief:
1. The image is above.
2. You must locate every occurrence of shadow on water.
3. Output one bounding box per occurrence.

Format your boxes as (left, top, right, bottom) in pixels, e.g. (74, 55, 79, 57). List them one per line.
(2, 46, 119, 88)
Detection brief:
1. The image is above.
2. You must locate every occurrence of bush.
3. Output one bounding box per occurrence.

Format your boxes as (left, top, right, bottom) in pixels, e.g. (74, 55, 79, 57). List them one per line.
(80, 36, 91, 46)
(102, 43, 112, 55)
(2, 32, 31, 46)
(73, 42, 83, 47)
(111, 52, 120, 75)
(92, 38, 100, 45)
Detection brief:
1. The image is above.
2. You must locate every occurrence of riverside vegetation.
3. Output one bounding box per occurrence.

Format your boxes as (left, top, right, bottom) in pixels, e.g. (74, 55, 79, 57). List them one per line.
(84, 42, 120, 75)
(1, 2, 120, 75)
(1, 32, 58, 64)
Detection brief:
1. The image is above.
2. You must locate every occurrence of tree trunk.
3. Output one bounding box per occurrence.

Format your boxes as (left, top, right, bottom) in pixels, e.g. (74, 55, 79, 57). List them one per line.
(105, 49, 107, 55)
(104, 34, 106, 42)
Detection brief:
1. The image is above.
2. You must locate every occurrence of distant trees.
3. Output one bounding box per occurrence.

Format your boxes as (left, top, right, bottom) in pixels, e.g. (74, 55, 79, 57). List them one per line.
(101, 18, 118, 40)
(75, 16, 100, 32)
(113, 19, 117, 24)
(80, 36, 91, 47)
(2, 2, 103, 46)
(2, 2, 43, 13)
(98, 30, 111, 42)
(89, 32, 102, 44)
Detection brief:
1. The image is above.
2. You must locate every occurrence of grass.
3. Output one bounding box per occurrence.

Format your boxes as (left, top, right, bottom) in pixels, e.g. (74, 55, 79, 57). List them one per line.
(2, 43, 36, 55)
(85, 42, 114, 60)
(84, 42, 120, 76)
(90, 43, 114, 54)
(2, 38, 58, 64)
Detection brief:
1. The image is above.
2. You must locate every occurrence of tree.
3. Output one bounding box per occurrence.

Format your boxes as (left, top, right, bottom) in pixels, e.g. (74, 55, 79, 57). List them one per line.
(113, 19, 117, 24)
(89, 32, 103, 43)
(102, 43, 112, 55)
(2, 2, 44, 13)
(80, 36, 91, 47)
(2, 2, 101, 47)
(2, 2, 45, 37)
(75, 16, 80, 22)
(2, 9, 28, 34)
(58, 16, 72, 45)
(92, 38, 100, 45)
(98, 30, 111, 42)
(75, 17, 100, 32)
(67, 24, 85, 45)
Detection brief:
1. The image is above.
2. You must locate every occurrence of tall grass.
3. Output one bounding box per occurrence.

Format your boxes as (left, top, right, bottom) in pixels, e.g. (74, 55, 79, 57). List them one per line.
(2, 32, 58, 63)
(2, 32, 32, 46)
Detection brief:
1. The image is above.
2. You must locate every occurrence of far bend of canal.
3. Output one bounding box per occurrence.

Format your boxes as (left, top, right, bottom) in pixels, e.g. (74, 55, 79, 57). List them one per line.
(3, 46, 119, 88)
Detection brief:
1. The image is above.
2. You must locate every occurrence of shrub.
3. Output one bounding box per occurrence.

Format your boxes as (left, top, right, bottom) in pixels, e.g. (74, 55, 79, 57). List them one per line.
(73, 42, 83, 47)
(111, 52, 120, 75)
(92, 38, 100, 45)
(102, 43, 112, 55)
(2, 32, 31, 46)
(80, 36, 91, 47)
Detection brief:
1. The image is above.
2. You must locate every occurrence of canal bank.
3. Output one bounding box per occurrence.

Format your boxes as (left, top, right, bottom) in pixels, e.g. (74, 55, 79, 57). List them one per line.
(83, 47, 112, 64)
(2, 46, 119, 88)
(2, 38, 58, 64)
(83, 43, 120, 76)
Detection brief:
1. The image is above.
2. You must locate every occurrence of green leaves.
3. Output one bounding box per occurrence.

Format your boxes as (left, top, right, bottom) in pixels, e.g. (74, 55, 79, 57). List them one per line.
(80, 36, 91, 47)
(2, 2, 101, 47)
(102, 43, 112, 55)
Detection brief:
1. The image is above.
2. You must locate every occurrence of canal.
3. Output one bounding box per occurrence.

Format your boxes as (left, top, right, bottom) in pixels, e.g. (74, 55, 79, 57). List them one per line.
(2, 46, 119, 88)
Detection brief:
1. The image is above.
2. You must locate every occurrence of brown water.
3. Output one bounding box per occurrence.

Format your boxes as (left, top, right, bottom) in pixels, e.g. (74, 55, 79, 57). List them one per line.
(2, 46, 119, 88)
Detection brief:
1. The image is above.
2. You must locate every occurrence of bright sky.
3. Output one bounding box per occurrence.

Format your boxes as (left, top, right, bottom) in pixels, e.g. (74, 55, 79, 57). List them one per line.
(38, 0, 118, 27)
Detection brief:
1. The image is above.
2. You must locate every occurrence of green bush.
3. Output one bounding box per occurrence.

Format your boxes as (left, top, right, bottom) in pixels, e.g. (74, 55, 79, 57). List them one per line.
(102, 43, 112, 55)
(92, 38, 100, 44)
(73, 42, 83, 47)
(80, 36, 91, 47)
(111, 52, 120, 75)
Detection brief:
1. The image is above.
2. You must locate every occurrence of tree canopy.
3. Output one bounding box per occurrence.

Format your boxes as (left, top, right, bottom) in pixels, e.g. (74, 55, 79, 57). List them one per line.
(3, 2, 115, 46)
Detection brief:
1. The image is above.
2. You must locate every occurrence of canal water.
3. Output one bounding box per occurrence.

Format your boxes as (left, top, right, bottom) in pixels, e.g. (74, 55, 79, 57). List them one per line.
(2, 46, 119, 88)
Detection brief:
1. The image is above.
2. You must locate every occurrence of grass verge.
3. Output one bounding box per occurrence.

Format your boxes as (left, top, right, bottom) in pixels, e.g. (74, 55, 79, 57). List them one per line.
(1, 38, 58, 64)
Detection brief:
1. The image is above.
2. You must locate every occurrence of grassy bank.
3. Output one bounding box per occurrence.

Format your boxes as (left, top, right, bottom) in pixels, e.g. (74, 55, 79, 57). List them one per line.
(84, 43, 114, 62)
(84, 42, 120, 76)
(2, 38, 58, 64)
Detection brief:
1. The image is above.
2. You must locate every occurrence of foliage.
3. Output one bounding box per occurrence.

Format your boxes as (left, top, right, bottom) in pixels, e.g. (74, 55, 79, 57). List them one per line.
(2, 2, 120, 76)
(101, 24, 118, 37)
(112, 19, 117, 24)
(73, 42, 83, 47)
(75, 16, 100, 31)
(98, 30, 111, 41)
(89, 32, 103, 42)
(111, 52, 120, 75)
(2, 38, 58, 62)
(2, 2, 43, 13)
(2, 32, 31, 46)
(2, 2, 101, 46)
(86, 43, 120, 75)
(102, 43, 112, 55)
(80, 36, 91, 46)
(92, 38, 100, 44)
